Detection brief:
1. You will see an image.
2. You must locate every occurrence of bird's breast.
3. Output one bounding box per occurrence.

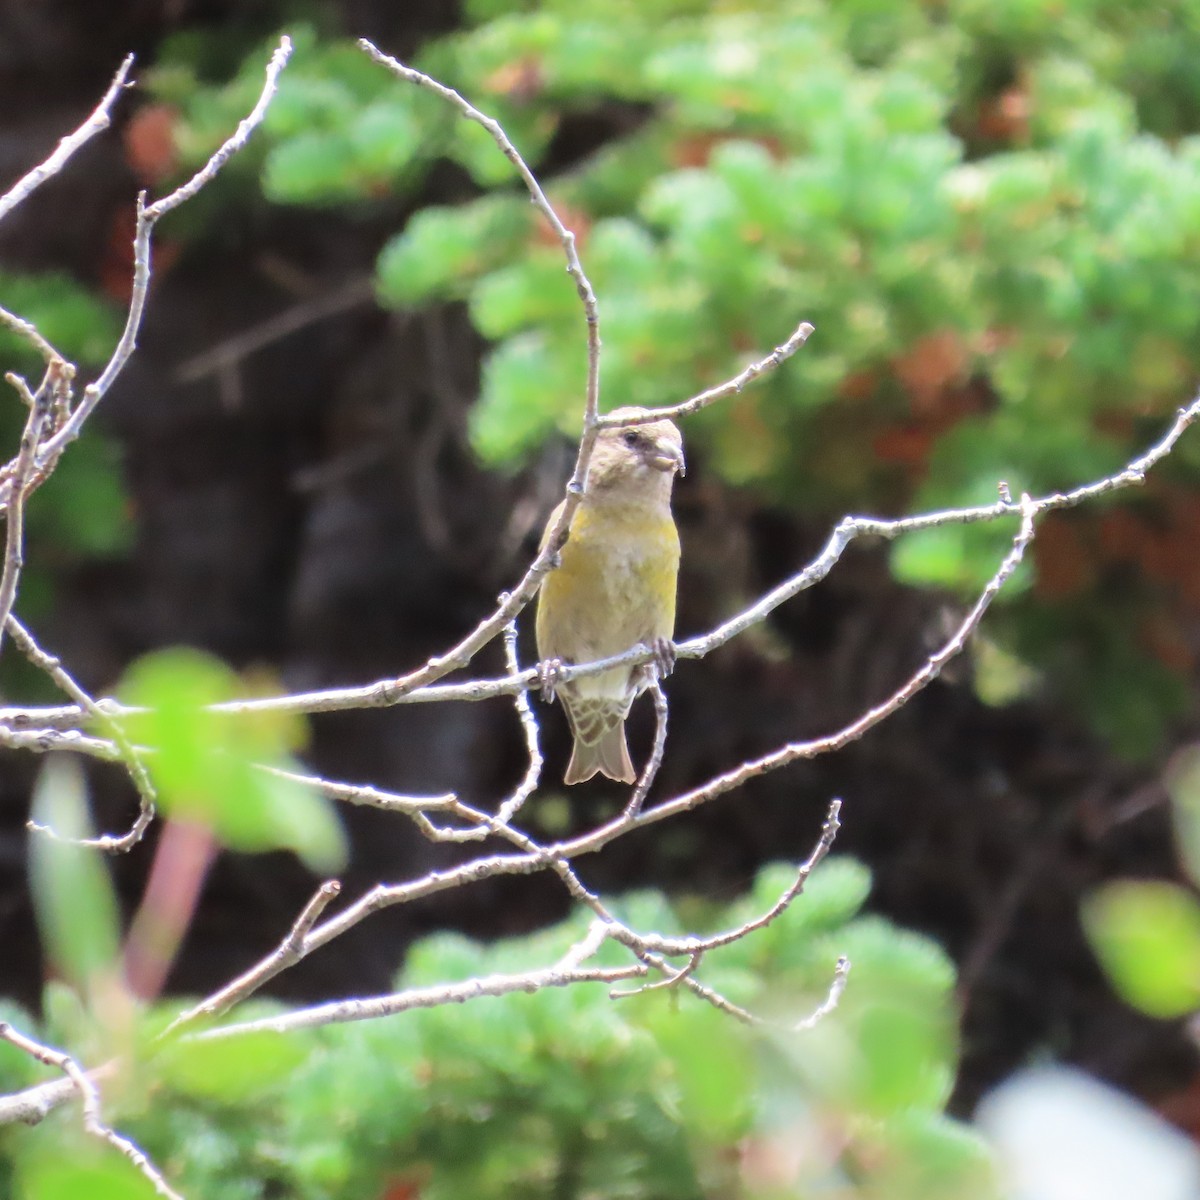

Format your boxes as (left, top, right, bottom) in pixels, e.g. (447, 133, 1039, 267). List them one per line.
(538, 503, 680, 667)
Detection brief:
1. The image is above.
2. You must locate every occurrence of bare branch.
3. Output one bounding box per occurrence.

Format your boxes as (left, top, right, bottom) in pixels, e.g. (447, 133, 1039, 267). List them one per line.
(596, 320, 815, 428)
(192, 960, 648, 1040)
(610, 951, 702, 998)
(623, 679, 669, 818)
(354, 38, 604, 695)
(8, 616, 157, 851)
(496, 615, 543, 826)
(163, 881, 342, 1036)
(0, 1022, 183, 1200)
(0, 1072, 79, 1127)
(793, 955, 851, 1032)
(33, 38, 293, 469)
(0, 375, 55, 649)
(0, 725, 125, 760)
(0, 303, 62, 366)
(262, 764, 458, 813)
(359, 39, 599, 426)
(0, 56, 134, 223)
(639, 798, 842, 957)
(173, 276, 375, 383)
(551, 497, 1036, 855)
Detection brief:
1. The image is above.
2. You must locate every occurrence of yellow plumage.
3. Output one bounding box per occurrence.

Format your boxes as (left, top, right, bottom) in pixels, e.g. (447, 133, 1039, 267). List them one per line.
(536, 409, 684, 784)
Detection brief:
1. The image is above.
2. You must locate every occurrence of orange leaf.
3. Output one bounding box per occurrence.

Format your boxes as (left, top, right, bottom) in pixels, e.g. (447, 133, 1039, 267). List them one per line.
(124, 103, 180, 185)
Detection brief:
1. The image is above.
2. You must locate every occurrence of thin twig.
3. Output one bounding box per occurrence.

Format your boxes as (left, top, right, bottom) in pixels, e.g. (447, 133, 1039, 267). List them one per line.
(173, 276, 375, 383)
(0, 1022, 183, 1200)
(623, 679, 669, 818)
(0, 725, 125, 759)
(352, 39, 605, 699)
(262, 764, 458, 813)
(495, 615, 544, 826)
(596, 320, 815, 427)
(0, 56, 134, 223)
(639, 798, 842, 957)
(33, 38, 293, 468)
(9, 616, 157, 851)
(163, 880, 342, 1036)
(0, 303, 61, 365)
(610, 952, 702, 998)
(192, 961, 648, 1039)
(793, 955, 851, 1032)
(0, 379, 54, 651)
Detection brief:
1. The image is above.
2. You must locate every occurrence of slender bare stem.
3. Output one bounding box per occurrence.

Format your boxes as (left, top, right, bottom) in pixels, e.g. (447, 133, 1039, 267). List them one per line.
(163, 881, 342, 1036)
(354, 39, 604, 694)
(33, 38, 293, 468)
(0, 377, 55, 651)
(9, 616, 157, 851)
(596, 320, 815, 427)
(623, 680, 670, 818)
(0, 303, 62, 365)
(193, 961, 648, 1039)
(0, 56, 135, 223)
(0, 1022, 183, 1199)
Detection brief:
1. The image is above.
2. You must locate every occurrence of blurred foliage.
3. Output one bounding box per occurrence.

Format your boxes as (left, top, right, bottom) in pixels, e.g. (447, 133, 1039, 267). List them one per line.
(141, 0, 1200, 755)
(1084, 742, 1200, 1020)
(1083, 878, 1200, 1019)
(115, 647, 345, 872)
(0, 272, 122, 371)
(1, 856, 999, 1199)
(28, 759, 123, 1012)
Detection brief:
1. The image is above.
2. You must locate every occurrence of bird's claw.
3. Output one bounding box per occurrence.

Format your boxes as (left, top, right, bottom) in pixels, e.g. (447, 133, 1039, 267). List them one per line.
(538, 657, 565, 703)
(650, 637, 676, 679)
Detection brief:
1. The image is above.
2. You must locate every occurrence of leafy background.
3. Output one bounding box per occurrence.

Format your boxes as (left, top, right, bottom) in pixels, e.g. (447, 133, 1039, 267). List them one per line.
(4, 0, 1200, 1195)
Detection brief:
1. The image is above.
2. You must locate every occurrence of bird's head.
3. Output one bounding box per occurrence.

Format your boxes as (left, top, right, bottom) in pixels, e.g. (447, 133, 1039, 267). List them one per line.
(587, 408, 685, 500)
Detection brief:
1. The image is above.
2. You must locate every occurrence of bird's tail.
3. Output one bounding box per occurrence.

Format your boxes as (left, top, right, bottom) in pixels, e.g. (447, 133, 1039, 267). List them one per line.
(565, 721, 635, 784)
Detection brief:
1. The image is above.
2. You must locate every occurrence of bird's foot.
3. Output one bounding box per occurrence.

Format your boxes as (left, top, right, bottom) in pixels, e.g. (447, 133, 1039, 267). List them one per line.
(650, 637, 676, 679)
(538, 657, 565, 703)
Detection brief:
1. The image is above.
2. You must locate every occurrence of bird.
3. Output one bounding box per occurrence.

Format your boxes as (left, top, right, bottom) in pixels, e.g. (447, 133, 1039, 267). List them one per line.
(536, 408, 685, 784)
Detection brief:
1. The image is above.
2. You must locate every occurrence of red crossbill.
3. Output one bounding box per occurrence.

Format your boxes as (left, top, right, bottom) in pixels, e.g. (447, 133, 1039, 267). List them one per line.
(536, 409, 685, 784)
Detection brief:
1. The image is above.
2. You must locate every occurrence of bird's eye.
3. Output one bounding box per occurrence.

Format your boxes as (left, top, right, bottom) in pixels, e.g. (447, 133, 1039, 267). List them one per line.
(621, 429, 641, 448)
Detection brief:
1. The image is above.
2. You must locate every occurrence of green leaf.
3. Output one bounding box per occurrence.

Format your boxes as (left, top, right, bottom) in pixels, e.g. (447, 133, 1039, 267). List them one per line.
(157, 1026, 306, 1103)
(31, 434, 132, 557)
(18, 1131, 164, 1200)
(0, 270, 121, 368)
(376, 207, 484, 307)
(347, 100, 420, 178)
(117, 649, 233, 812)
(636, 994, 754, 1141)
(262, 130, 359, 204)
(471, 331, 581, 465)
(470, 253, 577, 339)
(28, 758, 121, 997)
(264, 74, 358, 138)
(855, 998, 953, 1114)
(116, 648, 345, 872)
(972, 634, 1041, 707)
(1082, 880, 1200, 1017)
(870, 1110, 1002, 1200)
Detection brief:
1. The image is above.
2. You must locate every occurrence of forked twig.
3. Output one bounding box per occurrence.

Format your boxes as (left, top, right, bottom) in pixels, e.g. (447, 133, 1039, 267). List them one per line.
(0, 1022, 182, 1200)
